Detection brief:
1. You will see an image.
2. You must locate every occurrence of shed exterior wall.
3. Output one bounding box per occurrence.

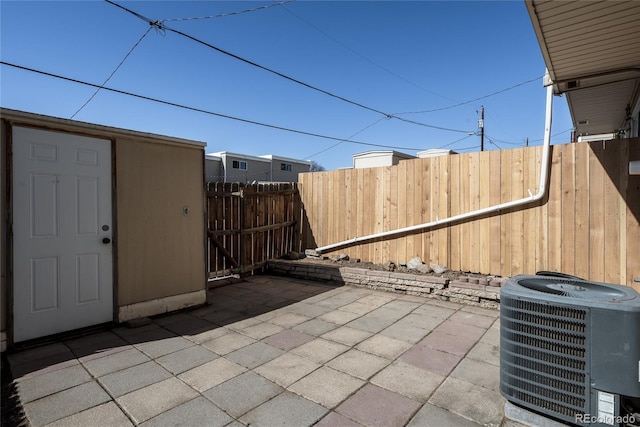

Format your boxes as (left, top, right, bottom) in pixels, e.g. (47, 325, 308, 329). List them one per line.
(115, 137, 205, 306)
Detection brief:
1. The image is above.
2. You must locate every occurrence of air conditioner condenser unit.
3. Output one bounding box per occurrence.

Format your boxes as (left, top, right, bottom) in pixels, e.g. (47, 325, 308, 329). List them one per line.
(500, 275, 640, 427)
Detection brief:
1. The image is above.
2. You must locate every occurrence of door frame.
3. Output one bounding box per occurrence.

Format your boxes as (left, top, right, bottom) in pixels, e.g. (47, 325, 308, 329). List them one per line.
(4, 120, 118, 348)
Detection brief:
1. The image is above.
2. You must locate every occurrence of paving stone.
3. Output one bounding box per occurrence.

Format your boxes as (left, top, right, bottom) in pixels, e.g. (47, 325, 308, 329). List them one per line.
(117, 377, 199, 424)
(397, 313, 447, 330)
(112, 323, 165, 341)
(292, 318, 339, 336)
(335, 384, 421, 427)
(82, 347, 150, 377)
(326, 349, 390, 380)
(429, 377, 505, 427)
(407, 402, 480, 427)
(98, 360, 172, 397)
(459, 304, 500, 319)
(225, 341, 285, 369)
(239, 322, 284, 340)
(450, 357, 500, 391)
(370, 361, 445, 402)
(200, 309, 245, 325)
(379, 323, 431, 344)
(23, 381, 111, 426)
(201, 331, 256, 355)
(317, 309, 362, 325)
(140, 397, 233, 427)
(290, 338, 350, 364)
(8, 342, 73, 368)
(287, 302, 333, 318)
(204, 371, 283, 418)
(254, 353, 320, 387)
(418, 330, 478, 356)
(434, 320, 487, 341)
(356, 294, 395, 307)
(380, 299, 421, 314)
(355, 334, 412, 360)
(339, 301, 378, 316)
(289, 366, 365, 408)
(225, 317, 263, 331)
(17, 363, 91, 404)
(267, 312, 311, 328)
(239, 391, 328, 427)
(177, 357, 247, 392)
(367, 306, 410, 322)
(9, 343, 78, 379)
(448, 311, 496, 329)
(262, 329, 315, 351)
(346, 315, 396, 334)
(315, 411, 364, 427)
(64, 331, 129, 358)
(480, 327, 500, 346)
(160, 317, 218, 336)
(309, 295, 346, 308)
(134, 335, 195, 359)
(155, 345, 219, 374)
(398, 346, 462, 376)
(467, 341, 500, 367)
(153, 312, 194, 326)
(321, 326, 373, 346)
(412, 304, 457, 319)
(45, 401, 133, 427)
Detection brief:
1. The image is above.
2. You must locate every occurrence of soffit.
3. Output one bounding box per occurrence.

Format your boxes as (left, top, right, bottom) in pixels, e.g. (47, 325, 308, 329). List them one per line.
(526, 0, 640, 136)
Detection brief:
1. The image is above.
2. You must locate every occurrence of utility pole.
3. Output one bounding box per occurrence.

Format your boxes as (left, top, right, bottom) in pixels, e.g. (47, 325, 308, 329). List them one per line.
(478, 106, 485, 151)
(525, 137, 529, 147)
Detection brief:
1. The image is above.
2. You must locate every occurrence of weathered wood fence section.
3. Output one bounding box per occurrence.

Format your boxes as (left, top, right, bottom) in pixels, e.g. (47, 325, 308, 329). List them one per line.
(207, 182, 302, 278)
(299, 139, 640, 289)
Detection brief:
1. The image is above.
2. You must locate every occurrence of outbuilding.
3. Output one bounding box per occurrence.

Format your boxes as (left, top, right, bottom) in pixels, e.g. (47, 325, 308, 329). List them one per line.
(1, 109, 207, 350)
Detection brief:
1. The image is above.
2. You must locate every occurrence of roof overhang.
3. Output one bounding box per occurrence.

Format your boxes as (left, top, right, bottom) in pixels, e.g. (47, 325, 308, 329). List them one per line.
(526, 0, 640, 137)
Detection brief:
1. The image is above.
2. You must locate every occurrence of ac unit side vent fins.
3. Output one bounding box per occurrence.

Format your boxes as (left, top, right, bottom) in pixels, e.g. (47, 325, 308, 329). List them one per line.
(502, 322, 586, 346)
(503, 355, 586, 382)
(510, 299, 587, 320)
(504, 377, 586, 406)
(504, 344, 587, 371)
(502, 308, 587, 332)
(502, 362, 586, 394)
(507, 389, 586, 418)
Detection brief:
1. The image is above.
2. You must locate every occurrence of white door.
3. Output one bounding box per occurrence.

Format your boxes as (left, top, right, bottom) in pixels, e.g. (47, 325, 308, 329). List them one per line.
(12, 126, 113, 342)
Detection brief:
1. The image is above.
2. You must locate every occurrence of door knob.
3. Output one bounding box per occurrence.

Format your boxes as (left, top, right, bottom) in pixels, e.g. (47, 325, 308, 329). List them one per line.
(102, 237, 111, 244)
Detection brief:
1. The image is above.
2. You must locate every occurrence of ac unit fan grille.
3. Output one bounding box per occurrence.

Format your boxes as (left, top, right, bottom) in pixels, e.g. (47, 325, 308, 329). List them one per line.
(501, 295, 589, 422)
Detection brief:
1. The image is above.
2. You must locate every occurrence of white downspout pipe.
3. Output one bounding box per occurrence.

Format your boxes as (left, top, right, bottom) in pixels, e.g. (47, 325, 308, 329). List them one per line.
(314, 71, 554, 255)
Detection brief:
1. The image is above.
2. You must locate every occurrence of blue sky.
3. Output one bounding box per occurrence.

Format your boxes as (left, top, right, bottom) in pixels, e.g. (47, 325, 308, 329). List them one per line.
(1, 1, 573, 170)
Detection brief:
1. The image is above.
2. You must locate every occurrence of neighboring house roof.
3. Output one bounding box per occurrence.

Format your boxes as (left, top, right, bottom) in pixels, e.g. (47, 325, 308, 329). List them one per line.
(352, 150, 417, 169)
(526, 0, 640, 137)
(207, 151, 271, 163)
(258, 154, 311, 166)
(416, 149, 457, 158)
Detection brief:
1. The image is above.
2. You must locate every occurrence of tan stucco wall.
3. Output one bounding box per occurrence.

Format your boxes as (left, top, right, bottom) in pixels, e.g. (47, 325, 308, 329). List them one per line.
(115, 138, 205, 305)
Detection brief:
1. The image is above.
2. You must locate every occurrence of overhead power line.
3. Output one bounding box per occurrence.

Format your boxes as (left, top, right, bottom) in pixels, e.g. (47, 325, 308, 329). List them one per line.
(1, 61, 426, 151)
(163, 0, 294, 22)
(396, 75, 544, 115)
(280, 4, 456, 104)
(70, 26, 152, 119)
(306, 117, 387, 159)
(104, 0, 473, 134)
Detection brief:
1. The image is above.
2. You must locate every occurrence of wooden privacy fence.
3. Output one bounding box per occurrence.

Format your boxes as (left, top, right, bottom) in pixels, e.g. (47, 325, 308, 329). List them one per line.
(207, 182, 302, 278)
(299, 139, 640, 289)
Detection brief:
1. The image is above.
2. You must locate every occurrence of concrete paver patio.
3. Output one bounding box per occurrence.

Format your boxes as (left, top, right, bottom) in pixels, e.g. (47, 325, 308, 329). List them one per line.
(6, 274, 507, 426)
